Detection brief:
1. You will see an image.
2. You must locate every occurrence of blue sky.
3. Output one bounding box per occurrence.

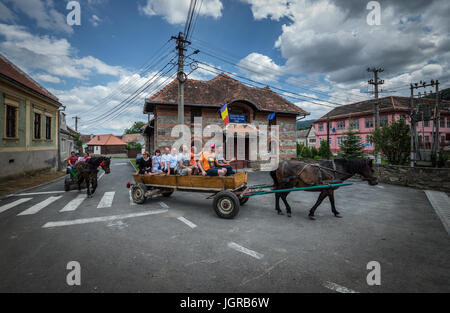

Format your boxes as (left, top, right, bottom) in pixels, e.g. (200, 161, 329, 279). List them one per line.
(0, 0, 449, 135)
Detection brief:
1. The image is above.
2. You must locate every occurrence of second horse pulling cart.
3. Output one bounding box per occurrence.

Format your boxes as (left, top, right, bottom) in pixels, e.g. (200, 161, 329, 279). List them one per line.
(127, 172, 353, 219)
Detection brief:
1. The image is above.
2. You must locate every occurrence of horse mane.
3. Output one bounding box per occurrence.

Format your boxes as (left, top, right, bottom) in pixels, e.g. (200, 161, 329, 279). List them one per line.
(334, 158, 369, 174)
(86, 156, 105, 167)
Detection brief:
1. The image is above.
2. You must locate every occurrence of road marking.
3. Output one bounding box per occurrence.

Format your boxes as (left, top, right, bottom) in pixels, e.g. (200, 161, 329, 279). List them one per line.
(97, 192, 115, 208)
(129, 189, 136, 206)
(159, 202, 169, 209)
(17, 196, 62, 216)
(0, 198, 33, 214)
(323, 281, 359, 293)
(228, 242, 264, 260)
(42, 209, 168, 228)
(377, 185, 385, 189)
(425, 190, 450, 235)
(177, 216, 197, 229)
(98, 172, 105, 181)
(113, 163, 128, 166)
(12, 191, 64, 197)
(60, 194, 87, 212)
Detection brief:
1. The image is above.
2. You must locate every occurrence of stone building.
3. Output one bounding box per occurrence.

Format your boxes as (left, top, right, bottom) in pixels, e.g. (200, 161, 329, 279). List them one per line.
(142, 73, 309, 169)
(0, 53, 62, 179)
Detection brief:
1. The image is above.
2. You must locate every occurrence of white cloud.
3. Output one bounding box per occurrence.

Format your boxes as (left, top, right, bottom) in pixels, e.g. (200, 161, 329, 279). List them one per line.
(139, 0, 223, 24)
(238, 53, 283, 83)
(0, 2, 15, 22)
(0, 24, 125, 80)
(243, 0, 450, 93)
(50, 71, 175, 135)
(90, 14, 102, 27)
(34, 73, 62, 84)
(3, 0, 73, 34)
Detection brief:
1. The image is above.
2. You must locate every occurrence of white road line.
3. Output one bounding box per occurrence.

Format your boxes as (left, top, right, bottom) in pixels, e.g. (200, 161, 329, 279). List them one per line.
(98, 172, 105, 181)
(18, 196, 62, 216)
(12, 191, 64, 197)
(129, 189, 136, 206)
(42, 209, 168, 228)
(323, 281, 359, 293)
(177, 216, 197, 229)
(425, 190, 450, 235)
(159, 202, 169, 209)
(60, 194, 87, 212)
(113, 163, 128, 166)
(377, 185, 385, 189)
(0, 198, 32, 214)
(228, 242, 264, 260)
(97, 192, 115, 208)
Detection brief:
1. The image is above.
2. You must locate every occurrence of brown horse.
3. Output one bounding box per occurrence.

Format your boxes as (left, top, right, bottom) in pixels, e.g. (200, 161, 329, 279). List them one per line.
(270, 158, 378, 220)
(77, 156, 111, 197)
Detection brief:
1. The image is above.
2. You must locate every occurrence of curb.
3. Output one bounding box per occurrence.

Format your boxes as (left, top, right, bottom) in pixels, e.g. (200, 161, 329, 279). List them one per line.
(0, 173, 67, 201)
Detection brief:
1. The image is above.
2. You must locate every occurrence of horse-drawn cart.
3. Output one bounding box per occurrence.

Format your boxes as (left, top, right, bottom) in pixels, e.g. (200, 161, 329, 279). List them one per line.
(128, 171, 353, 219)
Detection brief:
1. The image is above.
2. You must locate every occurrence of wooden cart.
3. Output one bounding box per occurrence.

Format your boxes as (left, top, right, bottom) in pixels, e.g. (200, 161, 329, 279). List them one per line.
(129, 172, 248, 219)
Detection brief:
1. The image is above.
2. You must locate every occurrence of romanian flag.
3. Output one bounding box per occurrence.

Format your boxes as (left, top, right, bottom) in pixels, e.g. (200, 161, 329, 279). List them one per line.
(220, 104, 230, 125)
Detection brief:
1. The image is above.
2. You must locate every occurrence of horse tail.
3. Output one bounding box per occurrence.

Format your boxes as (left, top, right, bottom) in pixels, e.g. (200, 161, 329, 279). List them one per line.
(270, 170, 279, 188)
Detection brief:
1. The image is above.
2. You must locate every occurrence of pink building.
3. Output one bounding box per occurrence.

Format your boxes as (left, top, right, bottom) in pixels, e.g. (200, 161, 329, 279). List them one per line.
(314, 96, 450, 155)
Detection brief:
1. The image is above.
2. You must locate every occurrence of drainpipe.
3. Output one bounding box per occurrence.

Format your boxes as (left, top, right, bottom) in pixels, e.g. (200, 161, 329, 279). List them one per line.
(57, 106, 66, 171)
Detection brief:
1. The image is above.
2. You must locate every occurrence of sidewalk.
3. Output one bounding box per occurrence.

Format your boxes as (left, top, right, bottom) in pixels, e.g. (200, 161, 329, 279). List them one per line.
(0, 171, 66, 198)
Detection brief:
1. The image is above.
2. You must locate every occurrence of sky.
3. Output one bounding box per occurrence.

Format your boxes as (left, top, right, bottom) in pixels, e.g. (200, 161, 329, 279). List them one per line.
(0, 0, 449, 135)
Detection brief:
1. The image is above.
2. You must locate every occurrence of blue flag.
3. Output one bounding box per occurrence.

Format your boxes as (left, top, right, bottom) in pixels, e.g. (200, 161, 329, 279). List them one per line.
(268, 113, 276, 121)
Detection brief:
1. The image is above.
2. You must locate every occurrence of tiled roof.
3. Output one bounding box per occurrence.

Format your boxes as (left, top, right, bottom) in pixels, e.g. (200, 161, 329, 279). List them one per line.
(0, 53, 60, 103)
(316, 96, 450, 122)
(87, 134, 127, 146)
(147, 73, 308, 115)
(121, 133, 142, 143)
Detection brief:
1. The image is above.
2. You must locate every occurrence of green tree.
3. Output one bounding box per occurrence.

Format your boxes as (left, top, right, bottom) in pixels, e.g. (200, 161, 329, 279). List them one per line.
(296, 142, 303, 158)
(372, 119, 411, 165)
(310, 146, 318, 158)
(318, 140, 332, 159)
(125, 121, 146, 134)
(339, 130, 364, 158)
(69, 132, 82, 152)
(126, 143, 142, 151)
(301, 146, 312, 158)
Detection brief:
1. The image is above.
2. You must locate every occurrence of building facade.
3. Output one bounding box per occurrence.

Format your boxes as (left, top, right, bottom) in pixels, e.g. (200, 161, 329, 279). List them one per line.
(143, 73, 309, 169)
(314, 96, 450, 155)
(297, 126, 316, 149)
(59, 111, 79, 164)
(0, 54, 62, 179)
(86, 134, 127, 156)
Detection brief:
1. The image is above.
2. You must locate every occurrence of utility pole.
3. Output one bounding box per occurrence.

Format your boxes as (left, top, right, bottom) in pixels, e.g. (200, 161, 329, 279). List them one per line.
(367, 67, 384, 164)
(326, 117, 330, 160)
(410, 80, 439, 167)
(72, 116, 80, 132)
(172, 32, 190, 126)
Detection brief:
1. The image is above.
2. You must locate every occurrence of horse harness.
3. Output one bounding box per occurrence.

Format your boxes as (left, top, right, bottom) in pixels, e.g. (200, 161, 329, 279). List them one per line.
(280, 160, 351, 185)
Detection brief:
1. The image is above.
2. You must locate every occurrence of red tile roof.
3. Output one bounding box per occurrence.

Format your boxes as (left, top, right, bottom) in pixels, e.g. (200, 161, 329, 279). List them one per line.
(146, 73, 308, 115)
(316, 96, 450, 122)
(0, 53, 60, 103)
(87, 134, 127, 146)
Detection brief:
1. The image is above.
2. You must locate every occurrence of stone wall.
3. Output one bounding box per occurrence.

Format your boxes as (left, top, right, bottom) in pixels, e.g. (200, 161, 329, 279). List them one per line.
(0, 150, 57, 179)
(376, 165, 450, 192)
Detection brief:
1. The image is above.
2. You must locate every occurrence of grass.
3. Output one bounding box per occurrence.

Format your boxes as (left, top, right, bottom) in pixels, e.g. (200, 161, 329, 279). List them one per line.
(129, 159, 139, 171)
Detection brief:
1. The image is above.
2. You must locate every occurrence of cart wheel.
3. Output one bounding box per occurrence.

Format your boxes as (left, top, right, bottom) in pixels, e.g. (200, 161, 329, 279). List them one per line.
(239, 197, 249, 206)
(161, 189, 174, 197)
(213, 191, 240, 219)
(132, 183, 147, 204)
(64, 176, 71, 192)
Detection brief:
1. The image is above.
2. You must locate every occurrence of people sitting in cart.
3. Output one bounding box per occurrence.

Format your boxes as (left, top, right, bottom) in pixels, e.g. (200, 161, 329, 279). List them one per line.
(151, 149, 162, 173)
(67, 151, 78, 179)
(76, 152, 83, 163)
(176, 145, 193, 176)
(162, 147, 178, 175)
(138, 151, 153, 175)
(216, 146, 235, 176)
(190, 146, 200, 175)
(81, 152, 91, 162)
(198, 144, 228, 177)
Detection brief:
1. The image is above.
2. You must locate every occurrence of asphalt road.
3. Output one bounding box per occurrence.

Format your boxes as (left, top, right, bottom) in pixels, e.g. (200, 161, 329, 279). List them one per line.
(0, 158, 449, 293)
